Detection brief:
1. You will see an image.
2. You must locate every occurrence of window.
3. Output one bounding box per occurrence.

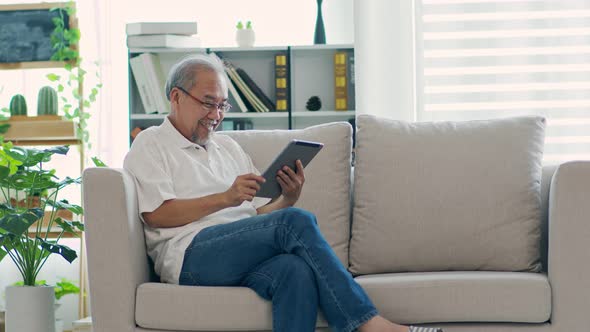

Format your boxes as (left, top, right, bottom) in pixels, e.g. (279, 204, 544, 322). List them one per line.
(415, 0, 590, 163)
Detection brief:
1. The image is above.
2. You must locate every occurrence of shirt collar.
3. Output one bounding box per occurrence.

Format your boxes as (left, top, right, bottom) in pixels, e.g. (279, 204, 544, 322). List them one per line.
(160, 116, 220, 150)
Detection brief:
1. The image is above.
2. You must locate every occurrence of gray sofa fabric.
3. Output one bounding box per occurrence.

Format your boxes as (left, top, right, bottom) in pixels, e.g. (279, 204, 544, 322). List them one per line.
(350, 115, 546, 275)
(83, 121, 590, 332)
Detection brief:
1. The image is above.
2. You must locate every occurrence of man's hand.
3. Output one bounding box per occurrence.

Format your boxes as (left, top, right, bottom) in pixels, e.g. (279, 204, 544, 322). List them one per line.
(225, 173, 266, 207)
(277, 160, 305, 206)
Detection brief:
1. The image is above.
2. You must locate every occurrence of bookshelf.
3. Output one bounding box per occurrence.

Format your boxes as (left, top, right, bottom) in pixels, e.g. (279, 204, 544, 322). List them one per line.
(128, 44, 355, 141)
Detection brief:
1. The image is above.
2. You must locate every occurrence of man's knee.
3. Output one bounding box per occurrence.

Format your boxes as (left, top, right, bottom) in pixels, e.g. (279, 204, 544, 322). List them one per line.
(281, 207, 318, 227)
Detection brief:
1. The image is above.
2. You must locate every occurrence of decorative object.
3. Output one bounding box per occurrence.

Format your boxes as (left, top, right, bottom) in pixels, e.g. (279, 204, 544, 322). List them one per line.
(8, 95, 27, 117)
(0, 143, 83, 331)
(235, 21, 255, 47)
(306, 96, 322, 111)
(0, 3, 77, 64)
(314, 0, 326, 44)
(11, 278, 79, 332)
(5, 285, 55, 332)
(37, 86, 58, 116)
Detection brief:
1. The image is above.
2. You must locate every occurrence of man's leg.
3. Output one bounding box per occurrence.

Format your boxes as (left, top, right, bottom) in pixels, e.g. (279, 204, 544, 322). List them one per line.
(179, 207, 377, 332)
(241, 254, 319, 332)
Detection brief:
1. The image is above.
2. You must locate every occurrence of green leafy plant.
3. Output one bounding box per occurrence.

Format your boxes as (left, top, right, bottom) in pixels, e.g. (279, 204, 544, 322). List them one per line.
(47, 1, 102, 151)
(236, 21, 253, 30)
(0, 141, 83, 286)
(49, 1, 80, 63)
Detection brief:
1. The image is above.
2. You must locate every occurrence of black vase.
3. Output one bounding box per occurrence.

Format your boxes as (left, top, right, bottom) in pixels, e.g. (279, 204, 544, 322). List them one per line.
(314, 0, 326, 44)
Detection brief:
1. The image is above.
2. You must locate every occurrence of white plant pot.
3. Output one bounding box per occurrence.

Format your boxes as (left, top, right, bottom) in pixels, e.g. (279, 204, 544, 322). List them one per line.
(236, 29, 255, 47)
(5, 285, 55, 332)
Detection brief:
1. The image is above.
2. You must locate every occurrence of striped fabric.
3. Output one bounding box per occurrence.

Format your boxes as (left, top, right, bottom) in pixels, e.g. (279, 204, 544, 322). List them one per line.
(415, 0, 590, 163)
(409, 326, 444, 332)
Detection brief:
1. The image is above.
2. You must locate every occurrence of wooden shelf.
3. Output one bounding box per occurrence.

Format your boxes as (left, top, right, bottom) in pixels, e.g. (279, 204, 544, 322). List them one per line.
(0, 61, 72, 70)
(27, 210, 80, 239)
(1, 117, 79, 144)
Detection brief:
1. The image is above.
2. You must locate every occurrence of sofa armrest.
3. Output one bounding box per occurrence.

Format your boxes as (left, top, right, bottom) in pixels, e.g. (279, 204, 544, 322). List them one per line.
(83, 167, 151, 332)
(547, 161, 590, 329)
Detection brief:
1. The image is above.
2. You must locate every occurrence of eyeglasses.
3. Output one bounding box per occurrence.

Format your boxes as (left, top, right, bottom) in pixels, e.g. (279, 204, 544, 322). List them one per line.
(176, 86, 232, 113)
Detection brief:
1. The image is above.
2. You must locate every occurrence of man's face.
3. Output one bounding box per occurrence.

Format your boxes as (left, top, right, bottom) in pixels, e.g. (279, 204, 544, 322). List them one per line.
(176, 69, 227, 146)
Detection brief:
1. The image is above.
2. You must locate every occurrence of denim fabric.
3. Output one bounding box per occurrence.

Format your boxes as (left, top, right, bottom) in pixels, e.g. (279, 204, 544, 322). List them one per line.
(179, 207, 378, 332)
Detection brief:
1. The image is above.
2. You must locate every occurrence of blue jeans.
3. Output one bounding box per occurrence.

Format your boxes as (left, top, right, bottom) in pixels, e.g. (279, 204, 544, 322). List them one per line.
(179, 207, 378, 332)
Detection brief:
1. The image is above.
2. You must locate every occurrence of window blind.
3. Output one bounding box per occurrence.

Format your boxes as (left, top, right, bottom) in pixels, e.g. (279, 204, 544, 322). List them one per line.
(415, 0, 590, 163)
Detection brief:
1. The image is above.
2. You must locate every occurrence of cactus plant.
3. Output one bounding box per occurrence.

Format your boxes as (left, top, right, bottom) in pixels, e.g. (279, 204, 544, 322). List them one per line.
(37, 86, 58, 116)
(9, 94, 27, 116)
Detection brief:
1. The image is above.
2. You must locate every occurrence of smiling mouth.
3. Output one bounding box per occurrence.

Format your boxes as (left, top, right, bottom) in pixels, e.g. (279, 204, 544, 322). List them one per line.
(199, 120, 218, 131)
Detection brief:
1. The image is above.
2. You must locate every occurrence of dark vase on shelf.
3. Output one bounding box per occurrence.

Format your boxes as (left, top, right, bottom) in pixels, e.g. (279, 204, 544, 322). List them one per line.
(314, 0, 326, 44)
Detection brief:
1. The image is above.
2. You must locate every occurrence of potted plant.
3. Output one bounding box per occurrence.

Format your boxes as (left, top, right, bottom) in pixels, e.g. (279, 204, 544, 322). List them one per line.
(235, 20, 255, 47)
(0, 140, 83, 332)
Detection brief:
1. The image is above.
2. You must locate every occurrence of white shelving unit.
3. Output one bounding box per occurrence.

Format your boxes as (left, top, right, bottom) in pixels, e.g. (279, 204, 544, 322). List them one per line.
(128, 44, 355, 142)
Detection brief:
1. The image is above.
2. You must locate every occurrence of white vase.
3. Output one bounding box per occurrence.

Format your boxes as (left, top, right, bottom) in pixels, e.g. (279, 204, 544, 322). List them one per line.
(236, 29, 255, 47)
(5, 285, 56, 332)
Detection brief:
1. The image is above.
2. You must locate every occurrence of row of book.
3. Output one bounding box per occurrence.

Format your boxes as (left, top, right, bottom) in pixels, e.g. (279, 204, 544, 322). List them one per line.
(334, 49, 355, 111)
(211, 52, 288, 113)
(130, 52, 289, 114)
(130, 50, 354, 114)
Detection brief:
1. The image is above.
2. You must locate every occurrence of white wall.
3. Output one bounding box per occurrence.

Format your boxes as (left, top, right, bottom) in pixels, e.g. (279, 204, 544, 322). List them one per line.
(354, 0, 416, 120)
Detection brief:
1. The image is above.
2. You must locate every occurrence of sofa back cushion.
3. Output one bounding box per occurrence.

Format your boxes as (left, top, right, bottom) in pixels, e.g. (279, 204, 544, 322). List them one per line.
(223, 122, 353, 266)
(349, 115, 546, 275)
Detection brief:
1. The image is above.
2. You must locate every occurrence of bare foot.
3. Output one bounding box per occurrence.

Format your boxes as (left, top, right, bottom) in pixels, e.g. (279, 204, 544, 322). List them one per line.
(358, 315, 409, 332)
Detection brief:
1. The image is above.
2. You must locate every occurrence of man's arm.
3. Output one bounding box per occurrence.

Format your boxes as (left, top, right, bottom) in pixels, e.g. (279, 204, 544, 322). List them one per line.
(143, 173, 265, 228)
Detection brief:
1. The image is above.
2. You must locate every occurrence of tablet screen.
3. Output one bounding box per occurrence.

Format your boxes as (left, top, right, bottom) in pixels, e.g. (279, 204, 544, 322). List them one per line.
(256, 139, 324, 198)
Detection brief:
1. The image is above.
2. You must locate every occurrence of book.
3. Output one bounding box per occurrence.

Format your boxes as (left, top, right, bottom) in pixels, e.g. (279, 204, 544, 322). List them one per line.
(347, 49, 355, 111)
(236, 68, 275, 112)
(217, 54, 269, 113)
(126, 34, 201, 48)
(228, 64, 268, 112)
(334, 51, 348, 110)
(210, 52, 254, 112)
(130, 56, 156, 113)
(126, 22, 198, 36)
(274, 52, 289, 112)
(226, 76, 249, 113)
(130, 53, 169, 114)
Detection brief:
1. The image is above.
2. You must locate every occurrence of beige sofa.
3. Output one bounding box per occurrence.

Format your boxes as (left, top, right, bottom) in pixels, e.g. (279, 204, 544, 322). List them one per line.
(83, 117, 590, 332)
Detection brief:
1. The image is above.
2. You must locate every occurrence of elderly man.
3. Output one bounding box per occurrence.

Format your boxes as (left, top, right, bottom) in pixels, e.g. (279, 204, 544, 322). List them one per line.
(124, 54, 442, 332)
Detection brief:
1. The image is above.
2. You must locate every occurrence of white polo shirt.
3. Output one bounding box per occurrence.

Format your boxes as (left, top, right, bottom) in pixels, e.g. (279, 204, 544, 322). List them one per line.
(123, 117, 269, 284)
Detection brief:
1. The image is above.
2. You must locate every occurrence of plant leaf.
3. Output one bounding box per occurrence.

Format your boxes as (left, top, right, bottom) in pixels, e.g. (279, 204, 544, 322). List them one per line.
(47, 73, 61, 81)
(38, 237, 77, 263)
(0, 208, 44, 236)
(57, 176, 81, 189)
(44, 199, 83, 215)
(0, 123, 10, 135)
(54, 279, 80, 300)
(53, 217, 78, 236)
(91, 156, 107, 167)
(0, 247, 6, 262)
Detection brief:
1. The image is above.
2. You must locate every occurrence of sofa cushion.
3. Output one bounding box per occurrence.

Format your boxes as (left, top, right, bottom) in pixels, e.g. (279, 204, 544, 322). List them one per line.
(349, 115, 546, 275)
(135, 283, 328, 330)
(355, 271, 551, 324)
(223, 122, 353, 267)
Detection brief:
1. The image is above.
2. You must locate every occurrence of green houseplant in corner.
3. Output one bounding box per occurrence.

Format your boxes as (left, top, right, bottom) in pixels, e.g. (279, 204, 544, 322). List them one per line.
(0, 141, 83, 332)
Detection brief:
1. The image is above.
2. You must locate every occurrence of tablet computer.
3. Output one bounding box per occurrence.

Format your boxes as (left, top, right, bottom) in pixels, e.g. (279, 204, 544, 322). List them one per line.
(256, 139, 324, 198)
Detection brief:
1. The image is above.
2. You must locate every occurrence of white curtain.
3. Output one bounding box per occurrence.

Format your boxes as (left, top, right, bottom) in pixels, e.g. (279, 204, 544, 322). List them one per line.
(415, 0, 590, 163)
